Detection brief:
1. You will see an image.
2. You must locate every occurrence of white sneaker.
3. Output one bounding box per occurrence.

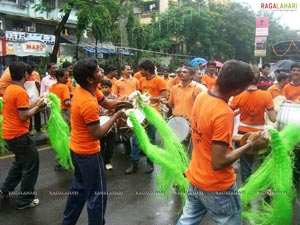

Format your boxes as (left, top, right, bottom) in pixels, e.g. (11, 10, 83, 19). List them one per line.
(16, 198, 40, 210)
(105, 163, 113, 170)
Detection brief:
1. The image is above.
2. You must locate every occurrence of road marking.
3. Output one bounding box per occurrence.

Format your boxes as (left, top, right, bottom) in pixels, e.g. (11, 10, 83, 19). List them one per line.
(0, 146, 52, 160)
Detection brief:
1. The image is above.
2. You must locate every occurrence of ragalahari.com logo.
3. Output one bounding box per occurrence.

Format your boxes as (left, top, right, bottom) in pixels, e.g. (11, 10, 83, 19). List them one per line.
(260, 2, 297, 11)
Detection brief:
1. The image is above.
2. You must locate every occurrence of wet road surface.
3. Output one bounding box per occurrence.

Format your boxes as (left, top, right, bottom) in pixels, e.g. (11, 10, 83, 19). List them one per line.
(0, 143, 299, 225)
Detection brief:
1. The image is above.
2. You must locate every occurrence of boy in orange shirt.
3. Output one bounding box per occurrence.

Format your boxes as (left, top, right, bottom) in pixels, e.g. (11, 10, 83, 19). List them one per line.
(62, 58, 124, 225)
(283, 62, 300, 101)
(177, 60, 269, 225)
(0, 62, 46, 209)
(99, 79, 118, 170)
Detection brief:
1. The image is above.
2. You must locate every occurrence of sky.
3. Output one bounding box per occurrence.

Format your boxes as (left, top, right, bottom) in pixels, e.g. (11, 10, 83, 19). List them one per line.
(234, 0, 300, 30)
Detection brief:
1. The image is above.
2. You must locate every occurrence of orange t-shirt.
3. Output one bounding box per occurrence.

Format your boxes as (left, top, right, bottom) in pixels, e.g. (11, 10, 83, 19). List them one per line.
(69, 86, 104, 154)
(186, 90, 235, 191)
(168, 82, 203, 121)
(230, 89, 274, 132)
(163, 77, 174, 94)
(0, 68, 12, 95)
(267, 84, 283, 99)
(133, 71, 143, 81)
(201, 74, 217, 90)
(2, 84, 30, 140)
(283, 83, 300, 101)
(139, 75, 166, 110)
(171, 75, 181, 87)
(66, 78, 74, 95)
(113, 77, 139, 97)
(103, 76, 117, 86)
(49, 83, 71, 110)
(27, 71, 41, 82)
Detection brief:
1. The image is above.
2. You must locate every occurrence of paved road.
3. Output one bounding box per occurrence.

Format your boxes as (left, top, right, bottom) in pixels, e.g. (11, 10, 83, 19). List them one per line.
(0, 143, 299, 225)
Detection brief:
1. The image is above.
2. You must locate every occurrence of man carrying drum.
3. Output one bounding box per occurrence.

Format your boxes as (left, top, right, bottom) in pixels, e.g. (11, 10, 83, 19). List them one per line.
(125, 60, 168, 174)
(113, 64, 139, 154)
(282, 62, 300, 184)
(160, 66, 205, 152)
(230, 65, 276, 184)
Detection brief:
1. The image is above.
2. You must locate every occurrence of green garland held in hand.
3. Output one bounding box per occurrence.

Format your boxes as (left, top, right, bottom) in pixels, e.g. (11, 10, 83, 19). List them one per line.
(239, 124, 300, 225)
(47, 92, 73, 170)
(128, 95, 189, 203)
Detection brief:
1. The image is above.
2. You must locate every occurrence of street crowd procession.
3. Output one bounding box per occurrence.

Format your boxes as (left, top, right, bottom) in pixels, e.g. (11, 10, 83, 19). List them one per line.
(0, 58, 299, 225)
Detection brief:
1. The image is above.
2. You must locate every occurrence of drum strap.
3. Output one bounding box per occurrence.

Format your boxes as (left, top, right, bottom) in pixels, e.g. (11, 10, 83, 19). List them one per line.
(239, 122, 265, 130)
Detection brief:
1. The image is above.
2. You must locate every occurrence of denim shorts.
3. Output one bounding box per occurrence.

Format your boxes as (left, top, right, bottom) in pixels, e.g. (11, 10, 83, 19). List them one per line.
(177, 182, 242, 225)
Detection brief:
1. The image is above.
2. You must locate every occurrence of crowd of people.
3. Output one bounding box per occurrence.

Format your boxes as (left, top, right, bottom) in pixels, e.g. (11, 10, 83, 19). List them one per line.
(0, 58, 299, 225)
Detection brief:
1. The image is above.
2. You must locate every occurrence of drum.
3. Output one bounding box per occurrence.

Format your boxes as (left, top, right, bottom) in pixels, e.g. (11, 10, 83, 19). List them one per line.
(127, 109, 148, 129)
(99, 116, 113, 134)
(277, 101, 300, 131)
(166, 116, 191, 142)
(116, 117, 131, 137)
(265, 95, 286, 128)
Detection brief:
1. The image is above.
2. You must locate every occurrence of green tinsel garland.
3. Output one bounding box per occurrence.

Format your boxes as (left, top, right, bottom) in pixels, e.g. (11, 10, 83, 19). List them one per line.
(47, 93, 73, 170)
(128, 103, 189, 203)
(239, 125, 300, 225)
(0, 98, 6, 154)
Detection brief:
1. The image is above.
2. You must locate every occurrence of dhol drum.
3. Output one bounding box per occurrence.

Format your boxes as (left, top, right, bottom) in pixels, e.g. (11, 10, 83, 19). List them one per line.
(265, 95, 286, 128)
(127, 109, 148, 129)
(99, 116, 114, 134)
(156, 116, 191, 146)
(277, 100, 300, 131)
(116, 117, 132, 138)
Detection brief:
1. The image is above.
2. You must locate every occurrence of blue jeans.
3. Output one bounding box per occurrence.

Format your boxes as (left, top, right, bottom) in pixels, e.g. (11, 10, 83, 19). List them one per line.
(130, 124, 156, 162)
(177, 183, 242, 225)
(62, 151, 107, 225)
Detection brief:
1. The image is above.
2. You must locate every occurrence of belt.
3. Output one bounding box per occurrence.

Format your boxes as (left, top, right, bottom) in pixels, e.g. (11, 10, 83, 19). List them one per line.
(239, 122, 265, 130)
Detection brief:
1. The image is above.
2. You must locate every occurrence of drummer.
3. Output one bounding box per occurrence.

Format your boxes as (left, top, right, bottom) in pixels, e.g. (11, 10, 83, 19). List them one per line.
(113, 64, 140, 154)
(230, 65, 276, 184)
(160, 66, 204, 122)
(282, 62, 300, 183)
(99, 79, 118, 170)
(160, 66, 205, 154)
(125, 60, 168, 175)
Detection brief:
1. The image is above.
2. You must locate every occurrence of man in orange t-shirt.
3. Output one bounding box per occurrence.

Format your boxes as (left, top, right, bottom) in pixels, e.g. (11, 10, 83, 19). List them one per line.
(230, 66, 276, 183)
(49, 68, 71, 126)
(0, 67, 12, 96)
(133, 70, 143, 81)
(201, 60, 217, 90)
(125, 60, 168, 175)
(162, 68, 173, 95)
(177, 60, 269, 225)
(0, 62, 46, 209)
(62, 61, 74, 97)
(267, 72, 289, 99)
(162, 66, 204, 121)
(113, 64, 139, 97)
(62, 58, 124, 225)
(283, 62, 300, 101)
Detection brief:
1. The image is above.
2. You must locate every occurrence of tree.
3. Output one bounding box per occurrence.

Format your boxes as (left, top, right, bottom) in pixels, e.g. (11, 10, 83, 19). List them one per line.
(34, 0, 111, 63)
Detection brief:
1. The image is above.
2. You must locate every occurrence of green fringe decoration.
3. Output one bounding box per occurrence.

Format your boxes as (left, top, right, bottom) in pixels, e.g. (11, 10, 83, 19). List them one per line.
(239, 124, 300, 225)
(128, 103, 189, 203)
(47, 93, 73, 170)
(0, 97, 6, 154)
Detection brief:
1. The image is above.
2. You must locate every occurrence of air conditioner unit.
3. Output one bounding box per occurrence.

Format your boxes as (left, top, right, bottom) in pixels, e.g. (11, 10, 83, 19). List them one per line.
(27, 26, 36, 33)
